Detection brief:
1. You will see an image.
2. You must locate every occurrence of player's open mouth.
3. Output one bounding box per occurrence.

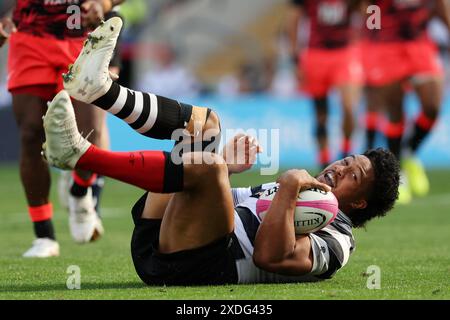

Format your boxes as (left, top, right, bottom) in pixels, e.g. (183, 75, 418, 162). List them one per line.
(324, 172, 335, 188)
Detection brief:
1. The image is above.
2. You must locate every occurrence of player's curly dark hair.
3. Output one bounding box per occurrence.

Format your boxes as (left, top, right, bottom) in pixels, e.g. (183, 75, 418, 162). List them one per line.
(351, 148, 400, 228)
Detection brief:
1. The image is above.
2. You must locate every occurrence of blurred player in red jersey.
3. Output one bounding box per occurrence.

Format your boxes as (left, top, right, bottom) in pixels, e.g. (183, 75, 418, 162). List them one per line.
(288, 0, 364, 169)
(0, 0, 125, 257)
(361, 0, 450, 204)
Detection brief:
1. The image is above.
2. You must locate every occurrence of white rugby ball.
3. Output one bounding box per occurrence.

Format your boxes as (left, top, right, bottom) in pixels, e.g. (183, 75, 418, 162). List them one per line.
(255, 185, 339, 234)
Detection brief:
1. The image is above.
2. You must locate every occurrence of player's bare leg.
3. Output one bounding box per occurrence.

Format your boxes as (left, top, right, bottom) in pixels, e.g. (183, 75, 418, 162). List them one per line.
(42, 91, 232, 246)
(404, 76, 443, 197)
(133, 103, 223, 224)
(12, 95, 49, 208)
(141, 193, 174, 220)
(382, 81, 405, 160)
(12, 94, 59, 257)
(313, 97, 329, 169)
(42, 87, 229, 243)
(365, 86, 384, 150)
(337, 83, 360, 158)
(158, 153, 235, 253)
(381, 82, 411, 204)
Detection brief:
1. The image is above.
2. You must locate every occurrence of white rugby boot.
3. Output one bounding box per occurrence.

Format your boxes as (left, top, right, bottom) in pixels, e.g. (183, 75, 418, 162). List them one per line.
(42, 90, 91, 170)
(69, 187, 104, 243)
(23, 238, 60, 258)
(63, 17, 123, 103)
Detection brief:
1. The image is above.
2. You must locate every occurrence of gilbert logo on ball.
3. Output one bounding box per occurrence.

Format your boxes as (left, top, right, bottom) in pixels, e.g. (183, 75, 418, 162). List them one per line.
(256, 186, 339, 234)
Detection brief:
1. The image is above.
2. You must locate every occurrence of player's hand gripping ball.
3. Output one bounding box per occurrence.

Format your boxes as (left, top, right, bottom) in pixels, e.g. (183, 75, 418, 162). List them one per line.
(256, 185, 339, 234)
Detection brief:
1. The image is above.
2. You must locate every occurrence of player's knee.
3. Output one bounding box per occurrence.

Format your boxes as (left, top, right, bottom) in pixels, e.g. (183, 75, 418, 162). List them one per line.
(183, 152, 228, 183)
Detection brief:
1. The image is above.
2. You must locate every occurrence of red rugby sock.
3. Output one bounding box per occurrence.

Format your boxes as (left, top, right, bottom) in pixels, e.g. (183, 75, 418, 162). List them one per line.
(75, 145, 183, 193)
(319, 148, 331, 168)
(408, 112, 437, 152)
(341, 138, 352, 158)
(28, 203, 53, 222)
(384, 120, 405, 160)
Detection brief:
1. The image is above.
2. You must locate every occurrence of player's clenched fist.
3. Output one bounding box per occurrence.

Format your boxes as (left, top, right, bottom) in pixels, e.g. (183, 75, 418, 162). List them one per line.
(0, 17, 16, 48)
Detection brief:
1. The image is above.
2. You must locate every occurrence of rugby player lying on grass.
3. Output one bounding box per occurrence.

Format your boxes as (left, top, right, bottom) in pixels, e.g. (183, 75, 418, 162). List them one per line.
(41, 17, 400, 286)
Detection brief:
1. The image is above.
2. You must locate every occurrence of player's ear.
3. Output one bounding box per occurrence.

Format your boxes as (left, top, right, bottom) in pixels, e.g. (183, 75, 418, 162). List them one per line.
(351, 199, 367, 210)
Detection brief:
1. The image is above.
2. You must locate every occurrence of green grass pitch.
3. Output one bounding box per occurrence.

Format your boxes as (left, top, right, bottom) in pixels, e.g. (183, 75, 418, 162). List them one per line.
(0, 165, 449, 300)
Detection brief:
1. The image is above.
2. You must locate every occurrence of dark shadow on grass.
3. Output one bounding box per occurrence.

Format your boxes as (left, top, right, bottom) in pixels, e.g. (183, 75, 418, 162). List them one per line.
(0, 281, 149, 293)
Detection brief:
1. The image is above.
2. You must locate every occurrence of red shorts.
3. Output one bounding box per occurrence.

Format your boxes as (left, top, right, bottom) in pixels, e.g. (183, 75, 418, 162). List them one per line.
(7, 31, 84, 101)
(362, 39, 443, 87)
(299, 46, 364, 98)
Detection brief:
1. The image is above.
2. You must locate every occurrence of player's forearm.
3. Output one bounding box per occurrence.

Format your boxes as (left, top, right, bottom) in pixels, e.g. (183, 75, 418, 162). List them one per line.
(0, 16, 16, 47)
(253, 183, 298, 265)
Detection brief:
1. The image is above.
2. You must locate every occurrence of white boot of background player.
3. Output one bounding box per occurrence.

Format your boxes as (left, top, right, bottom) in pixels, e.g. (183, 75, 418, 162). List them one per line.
(58, 171, 104, 242)
(68, 186, 104, 243)
(23, 238, 60, 258)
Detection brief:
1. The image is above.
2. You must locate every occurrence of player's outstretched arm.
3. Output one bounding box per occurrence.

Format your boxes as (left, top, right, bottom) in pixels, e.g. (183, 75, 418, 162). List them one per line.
(0, 17, 16, 48)
(253, 170, 331, 276)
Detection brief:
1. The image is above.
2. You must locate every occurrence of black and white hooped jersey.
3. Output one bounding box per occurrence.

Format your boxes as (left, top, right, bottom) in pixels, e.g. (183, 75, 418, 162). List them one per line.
(230, 183, 355, 284)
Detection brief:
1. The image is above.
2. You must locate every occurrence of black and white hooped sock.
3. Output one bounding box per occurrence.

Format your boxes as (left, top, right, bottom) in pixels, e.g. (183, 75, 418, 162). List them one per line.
(92, 82, 193, 140)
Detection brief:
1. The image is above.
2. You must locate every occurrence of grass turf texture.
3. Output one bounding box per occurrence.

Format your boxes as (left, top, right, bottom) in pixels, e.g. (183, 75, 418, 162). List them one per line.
(0, 165, 449, 300)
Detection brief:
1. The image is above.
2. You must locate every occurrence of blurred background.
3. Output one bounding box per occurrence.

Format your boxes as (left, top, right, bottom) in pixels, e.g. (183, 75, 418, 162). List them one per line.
(1, 0, 449, 169)
(0, 1, 449, 300)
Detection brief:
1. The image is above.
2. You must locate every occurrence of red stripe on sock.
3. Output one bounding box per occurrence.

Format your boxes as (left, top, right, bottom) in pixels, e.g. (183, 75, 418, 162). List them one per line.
(365, 112, 379, 130)
(416, 113, 436, 131)
(72, 172, 97, 187)
(28, 203, 53, 222)
(384, 120, 405, 138)
(76, 145, 166, 193)
(341, 139, 352, 155)
(319, 148, 330, 166)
